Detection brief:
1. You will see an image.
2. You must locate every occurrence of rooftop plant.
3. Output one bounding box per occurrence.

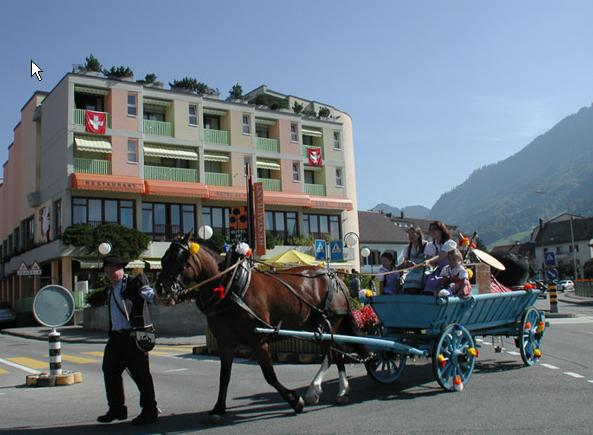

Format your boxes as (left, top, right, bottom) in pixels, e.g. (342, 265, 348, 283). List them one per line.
(170, 77, 218, 96)
(292, 101, 303, 114)
(83, 54, 102, 72)
(137, 73, 163, 87)
(104, 65, 134, 78)
(318, 106, 331, 118)
(228, 83, 244, 100)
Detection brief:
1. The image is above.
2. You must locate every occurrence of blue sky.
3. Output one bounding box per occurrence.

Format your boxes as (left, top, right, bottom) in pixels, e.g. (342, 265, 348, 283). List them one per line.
(1, 0, 593, 209)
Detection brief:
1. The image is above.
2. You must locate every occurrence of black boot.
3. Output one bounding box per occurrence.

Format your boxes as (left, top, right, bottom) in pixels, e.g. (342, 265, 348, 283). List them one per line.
(131, 407, 158, 426)
(97, 406, 127, 423)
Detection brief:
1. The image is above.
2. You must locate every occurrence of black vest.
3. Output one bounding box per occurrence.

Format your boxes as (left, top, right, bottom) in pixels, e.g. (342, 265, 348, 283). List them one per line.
(108, 274, 153, 331)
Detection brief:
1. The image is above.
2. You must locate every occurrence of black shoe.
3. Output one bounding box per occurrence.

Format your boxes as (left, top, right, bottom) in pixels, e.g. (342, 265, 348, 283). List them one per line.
(97, 407, 127, 423)
(131, 409, 158, 426)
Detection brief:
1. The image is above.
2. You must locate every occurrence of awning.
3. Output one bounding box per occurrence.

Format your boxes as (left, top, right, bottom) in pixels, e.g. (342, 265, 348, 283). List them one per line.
(255, 118, 276, 126)
(75, 86, 109, 96)
(256, 160, 280, 170)
(71, 173, 146, 193)
(302, 128, 323, 138)
(144, 180, 209, 198)
(208, 186, 246, 201)
(309, 197, 353, 211)
(126, 260, 145, 269)
(203, 108, 227, 116)
(264, 191, 312, 207)
(144, 260, 162, 270)
(75, 136, 112, 153)
(204, 153, 230, 162)
(143, 98, 170, 107)
(144, 144, 198, 160)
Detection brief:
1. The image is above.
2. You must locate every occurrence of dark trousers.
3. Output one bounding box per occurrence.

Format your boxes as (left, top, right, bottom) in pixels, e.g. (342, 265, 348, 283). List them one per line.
(102, 332, 157, 412)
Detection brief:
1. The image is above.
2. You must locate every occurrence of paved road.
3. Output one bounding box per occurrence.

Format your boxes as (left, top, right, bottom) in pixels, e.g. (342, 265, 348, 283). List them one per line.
(0, 298, 592, 434)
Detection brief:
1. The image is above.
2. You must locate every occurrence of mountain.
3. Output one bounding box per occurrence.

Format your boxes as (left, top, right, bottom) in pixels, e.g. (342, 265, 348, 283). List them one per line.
(371, 203, 431, 219)
(429, 103, 593, 244)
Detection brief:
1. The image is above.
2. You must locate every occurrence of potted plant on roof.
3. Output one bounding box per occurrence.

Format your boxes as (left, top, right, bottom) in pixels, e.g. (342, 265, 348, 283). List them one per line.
(170, 77, 220, 97)
(227, 83, 245, 102)
(73, 53, 104, 76)
(302, 106, 317, 118)
(103, 66, 134, 81)
(136, 73, 163, 88)
(292, 101, 303, 114)
(318, 106, 331, 119)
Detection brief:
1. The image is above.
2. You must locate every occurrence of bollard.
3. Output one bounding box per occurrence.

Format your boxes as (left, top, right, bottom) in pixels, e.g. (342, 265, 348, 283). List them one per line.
(548, 283, 558, 314)
(48, 329, 62, 376)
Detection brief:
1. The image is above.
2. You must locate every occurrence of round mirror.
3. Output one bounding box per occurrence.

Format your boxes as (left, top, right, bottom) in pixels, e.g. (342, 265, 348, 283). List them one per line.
(33, 285, 75, 328)
(198, 225, 213, 240)
(98, 242, 112, 256)
(360, 247, 371, 258)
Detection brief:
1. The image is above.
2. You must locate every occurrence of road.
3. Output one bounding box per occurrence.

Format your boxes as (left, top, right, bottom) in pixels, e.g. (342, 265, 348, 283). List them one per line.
(0, 298, 592, 434)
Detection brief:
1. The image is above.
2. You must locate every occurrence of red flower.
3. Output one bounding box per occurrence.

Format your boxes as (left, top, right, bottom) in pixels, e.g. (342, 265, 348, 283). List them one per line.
(352, 305, 379, 332)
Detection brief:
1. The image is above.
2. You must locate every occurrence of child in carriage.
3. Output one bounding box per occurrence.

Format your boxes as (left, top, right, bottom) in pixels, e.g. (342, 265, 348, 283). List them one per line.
(437, 249, 472, 298)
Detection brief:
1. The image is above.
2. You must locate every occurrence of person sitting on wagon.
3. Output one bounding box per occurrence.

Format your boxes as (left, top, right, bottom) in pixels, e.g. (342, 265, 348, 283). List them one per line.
(422, 221, 457, 295)
(401, 227, 428, 295)
(437, 249, 472, 298)
(378, 251, 400, 295)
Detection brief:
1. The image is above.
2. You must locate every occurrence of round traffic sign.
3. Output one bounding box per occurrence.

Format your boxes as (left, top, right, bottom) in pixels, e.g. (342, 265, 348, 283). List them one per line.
(33, 285, 75, 328)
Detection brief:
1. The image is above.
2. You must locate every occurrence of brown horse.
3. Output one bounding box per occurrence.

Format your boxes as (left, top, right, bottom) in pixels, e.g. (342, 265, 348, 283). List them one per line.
(155, 233, 366, 423)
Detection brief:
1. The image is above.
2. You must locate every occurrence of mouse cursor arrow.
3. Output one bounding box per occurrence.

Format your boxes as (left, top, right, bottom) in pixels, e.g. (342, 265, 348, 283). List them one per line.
(31, 60, 43, 81)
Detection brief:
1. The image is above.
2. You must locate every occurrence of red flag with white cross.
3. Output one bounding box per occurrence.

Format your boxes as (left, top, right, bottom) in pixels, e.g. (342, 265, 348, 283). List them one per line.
(85, 110, 106, 134)
(307, 147, 323, 166)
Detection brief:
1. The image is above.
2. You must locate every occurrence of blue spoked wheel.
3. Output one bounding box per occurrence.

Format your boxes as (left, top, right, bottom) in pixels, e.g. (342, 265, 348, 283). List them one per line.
(432, 324, 476, 392)
(365, 326, 406, 384)
(519, 307, 543, 366)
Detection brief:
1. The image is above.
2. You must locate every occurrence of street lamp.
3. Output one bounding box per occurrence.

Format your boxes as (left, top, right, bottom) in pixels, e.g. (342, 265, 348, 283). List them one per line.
(535, 191, 578, 279)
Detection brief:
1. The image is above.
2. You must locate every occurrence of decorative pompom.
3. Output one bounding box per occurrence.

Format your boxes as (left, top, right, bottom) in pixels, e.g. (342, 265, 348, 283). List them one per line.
(454, 375, 464, 391)
(212, 285, 225, 299)
(537, 321, 545, 333)
(189, 242, 200, 255)
(236, 242, 250, 256)
(534, 348, 542, 358)
(525, 321, 531, 330)
(466, 268, 474, 280)
(467, 347, 479, 358)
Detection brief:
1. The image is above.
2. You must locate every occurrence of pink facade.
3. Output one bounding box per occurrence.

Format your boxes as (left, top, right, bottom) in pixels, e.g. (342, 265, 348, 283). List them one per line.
(111, 136, 140, 177)
(108, 89, 139, 132)
(278, 119, 300, 154)
(280, 159, 301, 193)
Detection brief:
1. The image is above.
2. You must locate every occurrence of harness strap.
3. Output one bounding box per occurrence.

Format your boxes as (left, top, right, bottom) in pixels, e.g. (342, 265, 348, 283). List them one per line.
(229, 292, 276, 330)
(177, 259, 244, 301)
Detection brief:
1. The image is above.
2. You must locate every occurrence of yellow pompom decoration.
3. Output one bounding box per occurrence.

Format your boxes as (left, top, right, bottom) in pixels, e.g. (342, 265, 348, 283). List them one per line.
(189, 242, 200, 255)
(364, 289, 373, 298)
(467, 347, 478, 357)
(534, 348, 542, 358)
(466, 268, 474, 280)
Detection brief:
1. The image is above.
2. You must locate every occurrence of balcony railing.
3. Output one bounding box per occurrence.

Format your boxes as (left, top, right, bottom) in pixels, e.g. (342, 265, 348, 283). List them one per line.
(74, 158, 111, 175)
(143, 119, 173, 137)
(258, 178, 281, 191)
(205, 172, 230, 186)
(304, 183, 326, 196)
(144, 166, 198, 183)
(256, 137, 279, 153)
(204, 128, 229, 145)
(73, 108, 111, 128)
(302, 145, 324, 159)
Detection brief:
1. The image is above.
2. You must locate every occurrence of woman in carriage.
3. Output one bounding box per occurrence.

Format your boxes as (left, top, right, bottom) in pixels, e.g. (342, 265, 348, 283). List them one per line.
(401, 227, 428, 295)
(422, 221, 457, 295)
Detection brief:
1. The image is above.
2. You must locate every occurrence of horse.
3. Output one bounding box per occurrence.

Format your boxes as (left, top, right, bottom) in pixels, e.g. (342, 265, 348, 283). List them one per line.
(155, 232, 367, 423)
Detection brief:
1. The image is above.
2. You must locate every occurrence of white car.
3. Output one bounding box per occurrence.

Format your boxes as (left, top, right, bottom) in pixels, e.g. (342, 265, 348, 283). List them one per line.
(557, 280, 575, 292)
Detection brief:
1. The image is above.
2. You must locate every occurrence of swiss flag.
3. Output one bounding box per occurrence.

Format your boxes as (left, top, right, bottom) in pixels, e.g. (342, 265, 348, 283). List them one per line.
(85, 110, 107, 134)
(307, 147, 323, 166)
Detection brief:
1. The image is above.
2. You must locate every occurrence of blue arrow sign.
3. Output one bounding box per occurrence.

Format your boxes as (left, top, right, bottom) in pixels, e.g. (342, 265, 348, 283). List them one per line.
(545, 268, 558, 282)
(329, 240, 344, 262)
(544, 251, 556, 267)
(314, 239, 327, 261)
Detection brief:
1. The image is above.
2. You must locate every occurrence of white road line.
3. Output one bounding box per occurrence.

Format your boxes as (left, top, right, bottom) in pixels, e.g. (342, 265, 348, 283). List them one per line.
(564, 372, 584, 378)
(506, 351, 520, 356)
(482, 341, 492, 346)
(587, 380, 593, 384)
(0, 357, 41, 375)
(163, 368, 189, 373)
(540, 363, 560, 370)
(476, 338, 483, 342)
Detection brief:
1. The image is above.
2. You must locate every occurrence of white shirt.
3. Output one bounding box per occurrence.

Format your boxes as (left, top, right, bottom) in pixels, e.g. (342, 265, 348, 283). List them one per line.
(439, 264, 468, 280)
(425, 239, 457, 258)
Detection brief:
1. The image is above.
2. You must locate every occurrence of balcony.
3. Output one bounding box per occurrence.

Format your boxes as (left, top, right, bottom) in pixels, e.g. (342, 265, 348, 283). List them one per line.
(304, 183, 326, 196)
(143, 119, 172, 137)
(302, 145, 324, 159)
(204, 129, 229, 145)
(256, 137, 279, 153)
(73, 108, 111, 128)
(144, 166, 198, 183)
(74, 158, 111, 175)
(205, 172, 230, 186)
(258, 178, 281, 191)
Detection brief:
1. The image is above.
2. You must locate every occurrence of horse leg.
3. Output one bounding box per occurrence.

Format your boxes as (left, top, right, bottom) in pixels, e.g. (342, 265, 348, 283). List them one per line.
(304, 352, 331, 405)
(208, 346, 236, 424)
(333, 350, 351, 405)
(254, 342, 305, 414)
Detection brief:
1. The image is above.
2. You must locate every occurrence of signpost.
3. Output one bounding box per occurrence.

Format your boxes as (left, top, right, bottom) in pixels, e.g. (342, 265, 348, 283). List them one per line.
(543, 252, 558, 313)
(29, 261, 42, 276)
(329, 240, 344, 262)
(17, 262, 30, 276)
(314, 240, 327, 261)
(544, 252, 556, 267)
(545, 268, 558, 282)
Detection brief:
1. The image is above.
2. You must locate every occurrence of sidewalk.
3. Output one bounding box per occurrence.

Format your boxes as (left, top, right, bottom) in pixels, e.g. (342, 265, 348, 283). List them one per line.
(557, 290, 593, 306)
(1, 325, 206, 346)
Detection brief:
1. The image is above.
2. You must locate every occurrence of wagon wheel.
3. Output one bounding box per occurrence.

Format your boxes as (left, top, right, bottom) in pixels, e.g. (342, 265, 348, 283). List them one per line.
(519, 307, 543, 366)
(432, 324, 476, 392)
(365, 325, 406, 384)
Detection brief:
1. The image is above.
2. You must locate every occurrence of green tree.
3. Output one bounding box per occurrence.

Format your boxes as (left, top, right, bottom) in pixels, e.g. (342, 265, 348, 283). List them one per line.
(83, 54, 102, 72)
(103, 66, 134, 78)
(228, 83, 244, 100)
(292, 101, 303, 114)
(318, 106, 331, 118)
(169, 77, 216, 95)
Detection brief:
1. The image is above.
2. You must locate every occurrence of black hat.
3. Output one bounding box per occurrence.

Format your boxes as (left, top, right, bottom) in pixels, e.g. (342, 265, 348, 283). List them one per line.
(103, 253, 127, 269)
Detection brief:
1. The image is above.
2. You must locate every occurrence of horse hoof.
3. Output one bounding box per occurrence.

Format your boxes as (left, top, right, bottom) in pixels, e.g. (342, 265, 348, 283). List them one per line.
(293, 397, 305, 414)
(335, 394, 350, 406)
(207, 413, 224, 425)
(304, 393, 320, 406)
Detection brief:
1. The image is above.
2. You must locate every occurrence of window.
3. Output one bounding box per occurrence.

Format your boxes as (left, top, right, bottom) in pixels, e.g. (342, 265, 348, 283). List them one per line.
(188, 105, 198, 126)
(201, 206, 230, 236)
(302, 214, 341, 240)
(242, 114, 251, 134)
(292, 163, 300, 182)
(72, 198, 135, 228)
(204, 115, 220, 130)
(304, 170, 315, 185)
(333, 131, 341, 149)
(24, 216, 34, 250)
(290, 123, 298, 142)
(257, 168, 272, 179)
(127, 140, 138, 163)
(142, 203, 195, 241)
(335, 168, 343, 187)
(265, 211, 298, 242)
(53, 199, 62, 237)
(127, 93, 137, 116)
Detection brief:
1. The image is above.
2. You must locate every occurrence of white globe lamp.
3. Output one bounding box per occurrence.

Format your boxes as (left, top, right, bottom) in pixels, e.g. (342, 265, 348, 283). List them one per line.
(360, 247, 371, 258)
(98, 242, 112, 256)
(198, 225, 214, 240)
(344, 232, 359, 248)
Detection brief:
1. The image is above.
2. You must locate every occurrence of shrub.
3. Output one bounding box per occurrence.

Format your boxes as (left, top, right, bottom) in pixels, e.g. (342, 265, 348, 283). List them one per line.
(584, 258, 593, 279)
(292, 101, 303, 114)
(103, 66, 134, 78)
(137, 73, 163, 87)
(170, 77, 217, 95)
(318, 106, 331, 118)
(83, 54, 102, 72)
(228, 83, 244, 100)
(302, 107, 317, 117)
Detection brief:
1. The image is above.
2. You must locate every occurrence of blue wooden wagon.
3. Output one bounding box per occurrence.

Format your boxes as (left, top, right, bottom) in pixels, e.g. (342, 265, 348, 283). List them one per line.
(256, 289, 546, 392)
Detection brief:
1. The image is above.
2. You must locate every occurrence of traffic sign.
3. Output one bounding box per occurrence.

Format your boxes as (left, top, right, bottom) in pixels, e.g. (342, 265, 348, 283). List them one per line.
(329, 240, 344, 262)
(29, 261, 42, 276)
(17, 262, 30, 276)
(314, 239, 327, 261)
(544, 251, 556, 267)
(545, 268, 558, 282)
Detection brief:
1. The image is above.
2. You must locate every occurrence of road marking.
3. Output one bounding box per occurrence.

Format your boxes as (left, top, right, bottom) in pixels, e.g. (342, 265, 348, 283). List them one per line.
(155, 345, 194, 352)
(83, 351, 104, 357)
(476, 338, 483, 342)
(506, 351, 520, 356)
(60, 354, 98, 364)
(0, 358, 41, 374)
(564, 372, 584, 378)
(150, 350, 185, 357)
(588, 380, 593, 384)
(540, 363, 559, 370)
(482, 341, 492, 346)
(163, 368, 189, 373)
(6, 357, 47, 370)
(0, 367, 8, 375)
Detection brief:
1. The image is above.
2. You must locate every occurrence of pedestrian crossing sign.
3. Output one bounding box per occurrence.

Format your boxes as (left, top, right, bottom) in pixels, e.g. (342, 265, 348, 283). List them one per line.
(329, 240, 344, 262)
(314, 239, 327, 261)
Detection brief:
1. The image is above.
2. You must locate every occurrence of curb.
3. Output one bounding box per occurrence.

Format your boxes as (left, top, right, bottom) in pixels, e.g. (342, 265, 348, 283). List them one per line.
(542, 312, 579, 319)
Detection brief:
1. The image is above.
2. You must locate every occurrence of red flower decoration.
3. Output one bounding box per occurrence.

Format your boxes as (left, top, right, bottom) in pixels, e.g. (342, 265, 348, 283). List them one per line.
(352, 305, 379, 332)
(213, 285, 225, 299)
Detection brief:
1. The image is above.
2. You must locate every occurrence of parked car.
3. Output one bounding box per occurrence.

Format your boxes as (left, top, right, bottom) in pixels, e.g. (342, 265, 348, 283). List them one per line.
(0, 301, 16, 328)
(557, 280, 575, 292)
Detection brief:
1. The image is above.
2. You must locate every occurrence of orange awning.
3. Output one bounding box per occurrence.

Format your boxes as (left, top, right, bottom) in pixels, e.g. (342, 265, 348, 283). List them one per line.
(309, 196, 353, 211)
(71, 173, 145, 193)
(264, 191, 312, 207)
(144, 180, 208, 198)
(207, 186, 247, 202)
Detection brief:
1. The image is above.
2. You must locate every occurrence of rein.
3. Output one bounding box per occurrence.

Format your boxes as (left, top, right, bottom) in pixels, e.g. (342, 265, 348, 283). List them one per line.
(174, 259, 243, 301)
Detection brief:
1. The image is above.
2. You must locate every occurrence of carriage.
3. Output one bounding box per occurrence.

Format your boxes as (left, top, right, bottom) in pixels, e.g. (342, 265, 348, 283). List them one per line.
(257, 288, 546, 392)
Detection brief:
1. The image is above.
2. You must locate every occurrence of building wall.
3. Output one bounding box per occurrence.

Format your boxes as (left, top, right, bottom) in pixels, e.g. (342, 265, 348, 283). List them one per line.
(534, 239, 593, 278)
(109, 87, 140, 132)
(229, 109, 253, 149)
(111, 136, 140, 177)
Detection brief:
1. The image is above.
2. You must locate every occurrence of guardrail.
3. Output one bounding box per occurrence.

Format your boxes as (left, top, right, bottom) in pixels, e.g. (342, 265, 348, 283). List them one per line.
(143, 119, 173, 137)
(74, 158, 111, 174)
(575, 280, 593, 297)
(145, 166, 198, 182)
(204, 128, 229, 145)
(256, 137, 279, 153)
